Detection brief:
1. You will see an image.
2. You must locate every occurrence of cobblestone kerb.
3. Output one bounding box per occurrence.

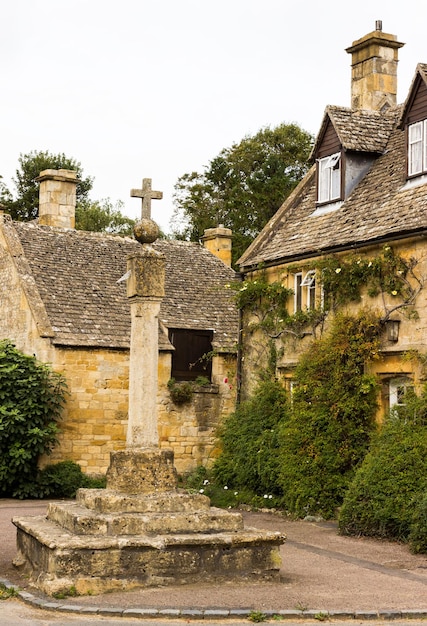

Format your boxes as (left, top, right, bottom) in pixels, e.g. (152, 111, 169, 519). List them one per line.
(2, 578, 427, 621)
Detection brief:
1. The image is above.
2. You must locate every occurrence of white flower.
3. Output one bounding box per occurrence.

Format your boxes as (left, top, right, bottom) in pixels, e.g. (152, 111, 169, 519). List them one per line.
(234, 492, 238, 496)
(264, 495, 268, 499)
(269, 495, 273, 499)
(335, 268, 342, 274)
(224, 486, 228, 490)
(203, 479, 209, 485)
(199, 489, 204, 493)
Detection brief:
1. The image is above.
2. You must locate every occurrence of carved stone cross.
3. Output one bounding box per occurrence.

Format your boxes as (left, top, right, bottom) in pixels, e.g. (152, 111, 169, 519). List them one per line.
(130, 178, 163, 220)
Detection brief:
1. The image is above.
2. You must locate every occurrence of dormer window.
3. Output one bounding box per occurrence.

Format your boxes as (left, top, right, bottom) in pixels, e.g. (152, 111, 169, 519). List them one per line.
(408, 120, 427, 177)
(317, 152, 341, 203)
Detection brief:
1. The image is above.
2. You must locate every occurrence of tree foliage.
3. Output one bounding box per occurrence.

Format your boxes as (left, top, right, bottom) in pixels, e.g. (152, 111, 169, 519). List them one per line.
(75, 198, 135, 236)
(171, 123, 314, 265)
(1, 150, 93, 221)
(0, 340, 68, 498)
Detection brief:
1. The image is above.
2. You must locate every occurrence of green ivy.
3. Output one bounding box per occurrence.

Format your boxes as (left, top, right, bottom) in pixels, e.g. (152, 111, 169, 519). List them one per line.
(0, 340, 68, 498)
(314, 246, 420, 312)
(277, 311, 381, 519)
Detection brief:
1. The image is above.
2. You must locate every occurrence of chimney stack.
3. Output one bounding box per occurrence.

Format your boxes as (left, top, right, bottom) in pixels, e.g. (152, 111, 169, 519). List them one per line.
(202, 226, 232, 267)
(346, 22, 404, 111)
(36, 169, 78, 229)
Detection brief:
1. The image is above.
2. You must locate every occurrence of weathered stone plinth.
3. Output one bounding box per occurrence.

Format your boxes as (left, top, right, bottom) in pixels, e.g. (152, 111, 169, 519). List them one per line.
(13, 448, 285, 596)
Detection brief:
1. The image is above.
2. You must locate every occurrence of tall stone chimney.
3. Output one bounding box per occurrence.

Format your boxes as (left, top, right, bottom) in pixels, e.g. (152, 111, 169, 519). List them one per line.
(35, 169, 78, 228)
(346, 21, 404, 111)
(202, 226, 232, 266)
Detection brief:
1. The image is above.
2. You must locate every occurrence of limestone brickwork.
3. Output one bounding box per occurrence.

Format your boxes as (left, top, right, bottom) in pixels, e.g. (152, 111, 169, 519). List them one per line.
(240, 238, 427, 422)
(0, 207, 239, 477)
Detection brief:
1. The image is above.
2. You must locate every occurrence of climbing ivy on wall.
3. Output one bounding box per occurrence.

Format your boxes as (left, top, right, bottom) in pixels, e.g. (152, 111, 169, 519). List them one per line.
(232, 245, 424, 350)
(314, 245, 423, 317)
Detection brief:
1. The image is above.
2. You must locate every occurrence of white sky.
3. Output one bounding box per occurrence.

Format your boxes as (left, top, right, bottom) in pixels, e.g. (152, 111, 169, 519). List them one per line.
(1, 0, 426, 233)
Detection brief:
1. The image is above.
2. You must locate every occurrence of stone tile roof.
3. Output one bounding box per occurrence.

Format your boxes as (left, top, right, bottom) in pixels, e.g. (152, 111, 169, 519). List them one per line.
(314, 105, 397, 155)
(5, 220, 239, 350)
(239, 104, 427, 269)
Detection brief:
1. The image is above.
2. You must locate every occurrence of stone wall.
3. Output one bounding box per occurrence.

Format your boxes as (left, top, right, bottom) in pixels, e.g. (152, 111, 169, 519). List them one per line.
(240, 237, 427, 420)
(42, 347, 236, 476)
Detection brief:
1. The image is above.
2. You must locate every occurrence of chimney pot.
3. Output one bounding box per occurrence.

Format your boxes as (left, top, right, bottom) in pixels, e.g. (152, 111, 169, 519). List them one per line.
(375, 20, 382, 31)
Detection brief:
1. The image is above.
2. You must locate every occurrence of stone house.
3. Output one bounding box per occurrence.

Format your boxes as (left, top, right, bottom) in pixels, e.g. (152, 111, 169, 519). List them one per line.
(0, 170, 239, 475)
(238, 23, 427, 420)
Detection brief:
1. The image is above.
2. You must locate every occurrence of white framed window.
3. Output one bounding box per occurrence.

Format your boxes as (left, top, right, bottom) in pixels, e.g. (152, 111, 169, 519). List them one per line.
(389, 377, 413, 408)
(294, 272, 302, 312)
(408, 120, 427, 177)
(317, 152, 341, 203)
(294, 270, 317, 312)
(301, 270, 316, 310)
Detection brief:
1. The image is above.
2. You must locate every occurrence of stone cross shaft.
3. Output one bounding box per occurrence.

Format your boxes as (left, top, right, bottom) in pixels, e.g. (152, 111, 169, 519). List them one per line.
(126, 250, 165, 449)
(131, 178, 163, 220)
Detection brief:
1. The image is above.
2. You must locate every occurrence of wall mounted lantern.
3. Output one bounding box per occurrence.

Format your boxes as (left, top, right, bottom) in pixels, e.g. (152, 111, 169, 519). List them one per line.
(386, 319, 400, 342)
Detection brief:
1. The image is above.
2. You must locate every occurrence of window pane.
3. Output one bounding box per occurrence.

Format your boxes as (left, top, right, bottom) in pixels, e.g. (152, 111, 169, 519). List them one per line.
(318, 160, 330, 202)
(408, 122, 423, 175)
(330, 166, 341, 199)
(294, 274, 302, 312)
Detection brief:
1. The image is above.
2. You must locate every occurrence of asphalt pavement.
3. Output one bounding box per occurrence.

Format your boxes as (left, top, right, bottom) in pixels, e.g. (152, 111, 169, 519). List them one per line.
(0, 499, 426, 624)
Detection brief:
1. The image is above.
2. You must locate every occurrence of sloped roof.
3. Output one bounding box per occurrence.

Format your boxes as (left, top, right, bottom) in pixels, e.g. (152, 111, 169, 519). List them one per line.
(239, 103, 427, 269)
(311, 105, 397, 157)
(4, 220, 239, 350)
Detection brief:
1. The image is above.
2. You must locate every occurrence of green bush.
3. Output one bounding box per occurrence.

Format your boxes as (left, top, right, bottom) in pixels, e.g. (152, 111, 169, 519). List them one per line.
(278, 311, 381, 519)
(339, 387, 427, 541)
(0, 340, 68, 498)
(167, 378, 193, 404)
(213, 376, 289, 496)
(181, 464, 282, 510)
(38, 460, 106, 498)
(409, 491, 427, 554)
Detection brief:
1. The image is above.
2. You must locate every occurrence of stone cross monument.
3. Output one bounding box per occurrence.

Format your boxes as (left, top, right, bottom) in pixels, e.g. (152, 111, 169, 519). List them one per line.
(105, 177, 177, 492)
(12, 176, 285, 596)
(126, 178, 164, 448)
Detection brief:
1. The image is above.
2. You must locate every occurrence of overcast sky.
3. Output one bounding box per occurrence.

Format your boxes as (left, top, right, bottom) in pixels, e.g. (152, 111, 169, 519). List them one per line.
(1, 0, 426, 233)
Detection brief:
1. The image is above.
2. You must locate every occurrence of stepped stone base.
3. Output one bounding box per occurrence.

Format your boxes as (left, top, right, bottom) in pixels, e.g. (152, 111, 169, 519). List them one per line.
(12, 449, 285, 596)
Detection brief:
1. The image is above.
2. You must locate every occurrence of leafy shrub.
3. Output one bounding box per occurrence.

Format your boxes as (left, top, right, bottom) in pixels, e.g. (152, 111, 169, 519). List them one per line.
(39, 460, 106, 498)
(409, 491, 427, 554)
(278, 311, 381, 519)
(167, 378, 193, 404)
(213, 376, 289, 496)
(339, 387, 427, 541)
(181, 464, 281, 510)
(14, 460, 106, 499)
(0, 340, 68, 498)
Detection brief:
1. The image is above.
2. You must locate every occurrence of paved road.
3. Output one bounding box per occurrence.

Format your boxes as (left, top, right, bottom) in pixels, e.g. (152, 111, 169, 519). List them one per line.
(1, 499, 426, 624)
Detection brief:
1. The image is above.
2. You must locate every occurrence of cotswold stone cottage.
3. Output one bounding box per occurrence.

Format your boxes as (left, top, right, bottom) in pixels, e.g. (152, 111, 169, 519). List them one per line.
(0, 170, 239, 474)
(238, 24, 427, 420)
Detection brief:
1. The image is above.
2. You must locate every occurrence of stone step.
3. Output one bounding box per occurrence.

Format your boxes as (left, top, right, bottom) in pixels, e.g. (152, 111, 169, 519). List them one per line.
(13, 513, 285, 596)
(47, 501, 245, 536)
(76, 488, 211, 514)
